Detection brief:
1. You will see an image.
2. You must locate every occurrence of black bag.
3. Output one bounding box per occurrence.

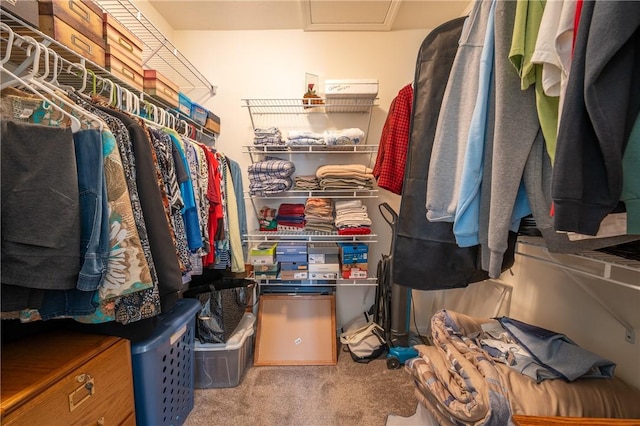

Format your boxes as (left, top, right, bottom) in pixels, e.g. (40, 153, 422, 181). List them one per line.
(185, 278, 252, 344)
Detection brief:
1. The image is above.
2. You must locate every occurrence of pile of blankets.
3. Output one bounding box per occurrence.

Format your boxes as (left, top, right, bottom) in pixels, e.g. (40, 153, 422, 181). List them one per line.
(248, 158, 295, 196)
(316, 164, 374, 190)
(276, 203, 305, 231)
(253, 127, 284, 145)
(304, 198, 335, 233)
(405, 310, 640, 425)
(334, 199, 371, 235)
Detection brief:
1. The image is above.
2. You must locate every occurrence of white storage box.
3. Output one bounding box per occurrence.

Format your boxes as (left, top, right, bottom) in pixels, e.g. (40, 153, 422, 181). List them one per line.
(194, 312, 255, 388)
(324, 79, 378, 98)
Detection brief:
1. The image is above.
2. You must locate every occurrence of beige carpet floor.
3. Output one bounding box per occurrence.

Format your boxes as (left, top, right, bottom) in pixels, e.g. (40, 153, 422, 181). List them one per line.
(184, 346, 418, 426)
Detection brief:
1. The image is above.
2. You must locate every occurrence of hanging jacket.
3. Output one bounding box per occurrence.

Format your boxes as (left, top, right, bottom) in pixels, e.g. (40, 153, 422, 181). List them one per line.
(392, 16, 516, 290)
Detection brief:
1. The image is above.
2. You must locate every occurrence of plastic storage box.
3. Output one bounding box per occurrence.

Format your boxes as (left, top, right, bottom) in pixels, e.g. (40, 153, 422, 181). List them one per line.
(190, 103, 208, 125)
(194, 312, 256, 388)
(130, 298, 200, 426)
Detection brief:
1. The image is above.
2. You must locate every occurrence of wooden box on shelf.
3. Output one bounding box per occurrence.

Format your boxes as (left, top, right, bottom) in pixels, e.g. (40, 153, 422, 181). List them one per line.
(38, 0, 105, 67)
(1, 331, 136, 425)
(205, 110, 221, 134)
(1, 0, 40, 29)
(103, 12, 144, 91)
(143, 69, 179, 108)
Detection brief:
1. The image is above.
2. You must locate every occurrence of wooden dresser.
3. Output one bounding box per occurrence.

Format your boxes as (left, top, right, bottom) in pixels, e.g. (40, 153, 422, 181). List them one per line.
(1, 331, 136, 425)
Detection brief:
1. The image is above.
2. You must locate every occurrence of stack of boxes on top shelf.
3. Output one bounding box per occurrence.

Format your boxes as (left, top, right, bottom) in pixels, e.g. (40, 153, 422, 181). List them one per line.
(16, 0, 221, 136)
(249, 241, 368, 281)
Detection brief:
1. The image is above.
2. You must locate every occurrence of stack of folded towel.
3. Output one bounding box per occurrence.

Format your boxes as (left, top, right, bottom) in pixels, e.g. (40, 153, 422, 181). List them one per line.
(276, 203, 306, 231)
(294, 175, 321, 190)
(248, 158, 295, 196)
(324, 128, 365, 145)
(254, 127, 284, 145)
(334, 199, 371, 235)
(315, 164, 375, 190)
(304, 198, 335, 233)
(286, 131, 325, 146)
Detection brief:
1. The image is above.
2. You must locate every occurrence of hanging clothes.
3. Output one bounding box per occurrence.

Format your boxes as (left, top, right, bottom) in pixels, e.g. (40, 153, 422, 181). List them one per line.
(372, 83, 413, 195)
(552, 0, 640, 236)
(392, 16, 510, 291)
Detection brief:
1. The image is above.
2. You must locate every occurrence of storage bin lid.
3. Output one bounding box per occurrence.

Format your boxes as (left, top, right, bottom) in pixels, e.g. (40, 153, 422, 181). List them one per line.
(130, 298, 200, 354)
(194, 313, 256, 352)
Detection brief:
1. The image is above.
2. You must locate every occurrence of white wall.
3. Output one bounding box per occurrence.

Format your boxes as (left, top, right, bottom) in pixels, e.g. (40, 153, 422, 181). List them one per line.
(171, 28, 640, 390)
(173, 28, 425, 327)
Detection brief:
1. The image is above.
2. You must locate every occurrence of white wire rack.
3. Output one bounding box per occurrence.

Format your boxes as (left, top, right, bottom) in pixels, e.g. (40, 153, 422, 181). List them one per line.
(94, 0, 217, 103)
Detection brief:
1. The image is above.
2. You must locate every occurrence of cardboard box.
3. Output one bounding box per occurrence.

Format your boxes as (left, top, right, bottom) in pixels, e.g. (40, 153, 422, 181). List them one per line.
(276, 242, 308, 255)
(280, 270, 308, 280)
(324, 79, 378, 98)
(254, 264, 279, 279)
(341, 263, 368, 279)
(308, 260, 339, 273)
(280, 262, 308, 271)
(307, 243, 339, 264)
(205, 111, 221, 134)
(1, 0, 39, 29)
(309, 272, 338, 280)
(143, 69, 179, 108)
(338, 243, 368, 263)
(276, 254, 308, 263)
(250, 243, 277, 265)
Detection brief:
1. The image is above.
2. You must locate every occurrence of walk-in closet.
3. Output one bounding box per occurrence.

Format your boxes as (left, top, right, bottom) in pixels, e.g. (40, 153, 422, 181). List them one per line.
(1, 1, 638, 425)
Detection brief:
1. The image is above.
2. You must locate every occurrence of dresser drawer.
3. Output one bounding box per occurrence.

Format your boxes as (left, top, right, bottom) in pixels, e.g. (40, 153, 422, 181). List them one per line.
(38, 0, 104, 47)
(39, 14, 106, 67)
(1, 332, 136, 425)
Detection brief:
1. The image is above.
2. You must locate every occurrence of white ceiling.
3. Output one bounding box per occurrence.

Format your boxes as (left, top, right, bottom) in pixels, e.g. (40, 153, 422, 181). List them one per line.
(147, 0, 471, 32)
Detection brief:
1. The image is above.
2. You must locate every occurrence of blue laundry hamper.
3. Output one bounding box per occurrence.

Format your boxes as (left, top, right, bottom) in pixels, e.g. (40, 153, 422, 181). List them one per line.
(130, 298, 200, 426)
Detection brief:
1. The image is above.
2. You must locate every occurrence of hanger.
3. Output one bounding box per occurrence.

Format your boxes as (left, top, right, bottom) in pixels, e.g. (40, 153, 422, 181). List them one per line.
(1, 66, 82, 132)
(1, 35, 104, 132)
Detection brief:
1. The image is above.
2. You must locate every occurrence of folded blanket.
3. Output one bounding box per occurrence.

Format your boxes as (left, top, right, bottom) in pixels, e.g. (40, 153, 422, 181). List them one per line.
(316, 164, 373, 178)
(337, 226, 371, 235)
(405, 310, 640, 425)
(248, 159, 295, 178)
(335, 199, 362, 210)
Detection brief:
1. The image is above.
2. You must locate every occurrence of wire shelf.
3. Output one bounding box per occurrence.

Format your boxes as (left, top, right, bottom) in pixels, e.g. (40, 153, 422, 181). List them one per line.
(242, 98, 377, 115)
(94, 0, 217, 103)
(243, 144, 378, 154)
(245, 189, 378, 199)
(244, 230, 377, 243)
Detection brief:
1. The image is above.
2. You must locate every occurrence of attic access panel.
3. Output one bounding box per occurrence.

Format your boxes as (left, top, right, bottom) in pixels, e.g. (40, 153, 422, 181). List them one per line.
(302, 0, 402, 31)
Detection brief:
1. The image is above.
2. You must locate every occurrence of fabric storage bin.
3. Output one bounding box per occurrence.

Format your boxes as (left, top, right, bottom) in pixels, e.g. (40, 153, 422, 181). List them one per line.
(143, 69, 179, 107)
(190, 102, 208, 125)
(130, 298, 200, 426)
(194, 312, 255, 388)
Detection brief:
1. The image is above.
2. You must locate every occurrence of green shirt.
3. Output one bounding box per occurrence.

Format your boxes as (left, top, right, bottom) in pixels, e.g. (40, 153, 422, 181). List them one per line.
(509, 0, 560, 164)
